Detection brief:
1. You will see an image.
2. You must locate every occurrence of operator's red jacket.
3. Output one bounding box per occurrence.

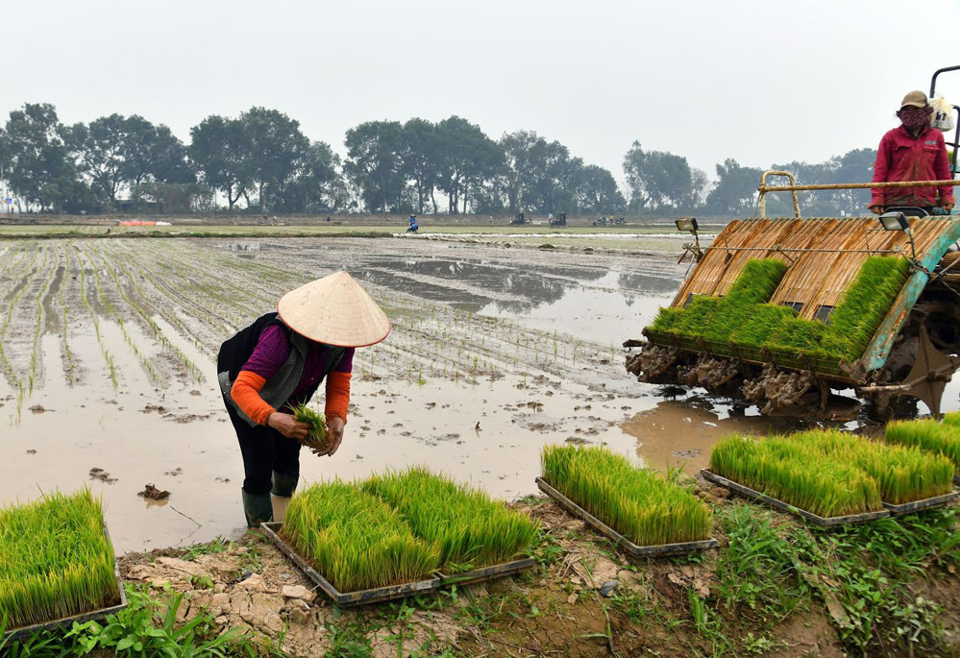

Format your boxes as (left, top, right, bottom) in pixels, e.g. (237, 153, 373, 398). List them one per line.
(871, 125, 954, 209)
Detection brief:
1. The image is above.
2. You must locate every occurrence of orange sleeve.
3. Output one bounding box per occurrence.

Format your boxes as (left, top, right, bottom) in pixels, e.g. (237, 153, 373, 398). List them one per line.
(231, 371, 276, 426)
(325, 371, 351, 424)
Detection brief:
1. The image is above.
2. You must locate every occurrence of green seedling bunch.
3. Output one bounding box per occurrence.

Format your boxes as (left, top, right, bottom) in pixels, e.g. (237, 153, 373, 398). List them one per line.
(282, 479, 440, 593)
(292, 403, 330, 453)
(650, 256, 910, 366)
(710, 434, 882, 517)
(363, 467, 540, 572)
(0, 489, 119, 630)
(886, 419, 960, 475)
(541, 444, 713, 546)
(789, 430, 953, 505)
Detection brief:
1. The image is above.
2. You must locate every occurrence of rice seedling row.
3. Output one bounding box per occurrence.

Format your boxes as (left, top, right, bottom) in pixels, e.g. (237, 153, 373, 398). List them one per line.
(74, 246, 119, 391)
(540, 445, 716, 554)
(103, 253, 205, 383)
(0, 490, 125, 638)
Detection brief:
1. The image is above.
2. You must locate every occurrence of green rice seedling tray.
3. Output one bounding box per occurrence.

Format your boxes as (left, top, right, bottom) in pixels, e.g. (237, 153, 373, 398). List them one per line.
(700, 471, 891, 527)
(882, 491, 959, 516)
(261, 523, 534, 607)
(535, 478, 718, 557)
(2, 526, 127, 643)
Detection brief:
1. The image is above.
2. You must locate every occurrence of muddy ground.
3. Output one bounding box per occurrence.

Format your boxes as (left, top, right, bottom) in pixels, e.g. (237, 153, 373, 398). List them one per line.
(116, 489, 960, 658)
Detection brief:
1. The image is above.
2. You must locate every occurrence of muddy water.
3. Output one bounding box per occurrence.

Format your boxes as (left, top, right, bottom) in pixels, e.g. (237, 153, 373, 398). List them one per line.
(1, 238, 690, 552)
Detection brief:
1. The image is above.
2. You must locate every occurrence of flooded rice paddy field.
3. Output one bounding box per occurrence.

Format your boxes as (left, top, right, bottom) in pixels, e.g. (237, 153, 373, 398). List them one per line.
(1, 235, 949, 553)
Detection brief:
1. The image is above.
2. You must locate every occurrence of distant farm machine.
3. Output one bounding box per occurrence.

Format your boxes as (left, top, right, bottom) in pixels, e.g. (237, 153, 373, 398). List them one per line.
(625, 67, 960, 419)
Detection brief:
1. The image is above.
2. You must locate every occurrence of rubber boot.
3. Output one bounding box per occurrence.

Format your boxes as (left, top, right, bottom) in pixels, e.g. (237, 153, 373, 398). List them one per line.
(242, 489, 273, 529)
(271, 471, 299, 525)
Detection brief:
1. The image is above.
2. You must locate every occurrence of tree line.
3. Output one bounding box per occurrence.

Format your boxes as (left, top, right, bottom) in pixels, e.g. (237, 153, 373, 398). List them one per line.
(0, 102, 877, 216)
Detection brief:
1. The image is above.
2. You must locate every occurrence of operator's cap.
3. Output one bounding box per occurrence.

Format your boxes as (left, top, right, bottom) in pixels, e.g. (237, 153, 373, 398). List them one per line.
(901, 90, 928, 109)
(277, 271, 391, 347)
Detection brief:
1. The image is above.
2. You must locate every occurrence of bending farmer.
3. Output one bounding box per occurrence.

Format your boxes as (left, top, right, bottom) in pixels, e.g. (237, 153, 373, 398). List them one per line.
(870, 90, 954, 215)
(217, 271, 391, 528)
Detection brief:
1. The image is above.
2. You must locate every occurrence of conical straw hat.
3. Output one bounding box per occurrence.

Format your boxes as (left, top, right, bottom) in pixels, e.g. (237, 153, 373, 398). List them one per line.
(277, 272, 391, 347)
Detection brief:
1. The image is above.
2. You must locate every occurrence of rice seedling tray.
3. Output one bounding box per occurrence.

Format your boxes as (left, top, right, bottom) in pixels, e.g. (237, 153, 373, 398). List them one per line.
(700, 470, 891, 527)
(2, 526, 127, 643)
(535, 478, 718, 557)
(881, 491, 959, 516)
(261, 523, 534, 607)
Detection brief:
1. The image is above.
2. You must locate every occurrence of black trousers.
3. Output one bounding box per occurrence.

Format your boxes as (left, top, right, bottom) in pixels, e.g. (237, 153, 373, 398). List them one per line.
(225, 401, 302, 496)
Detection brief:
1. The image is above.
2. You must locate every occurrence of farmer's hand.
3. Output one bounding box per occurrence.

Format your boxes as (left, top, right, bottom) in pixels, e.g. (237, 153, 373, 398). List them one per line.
(267, 412, 310, 440)
(942, 202, 955, 213)
(326, 416, 345, 456)
(869, 204, 884, 215)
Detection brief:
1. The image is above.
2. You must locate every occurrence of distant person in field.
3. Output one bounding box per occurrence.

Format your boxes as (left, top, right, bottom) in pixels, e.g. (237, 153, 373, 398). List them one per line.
(407, 214, 419, 233)
(217, 272, 390, 528)
(870, 90, 954, 215)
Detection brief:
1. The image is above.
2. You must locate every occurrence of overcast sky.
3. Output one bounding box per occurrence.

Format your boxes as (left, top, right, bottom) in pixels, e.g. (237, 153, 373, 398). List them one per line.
(3, 0, 959, 184)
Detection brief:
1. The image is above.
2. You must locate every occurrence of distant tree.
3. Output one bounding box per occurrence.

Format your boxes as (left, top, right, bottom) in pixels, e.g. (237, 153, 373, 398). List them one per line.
(65, 114, 193, 208)
(769, 148, 876, 216)
(622, 141, 695, 212)
(705, 159, 763, 215)
(344, 120, 406, 213)
(499, 130, 544, 214)
(270, 140, 343, 212)
(189, 115, 251, 210)
(400, 118, 440, 214)
(3, 103, 80, 213)
(576, 165, 626, 213)
(239, 107, 310, 212)
(435, 116, 502, 214)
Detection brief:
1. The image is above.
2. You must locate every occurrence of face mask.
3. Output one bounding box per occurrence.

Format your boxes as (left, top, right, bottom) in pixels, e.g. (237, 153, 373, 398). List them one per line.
(899, 108, 930, 130)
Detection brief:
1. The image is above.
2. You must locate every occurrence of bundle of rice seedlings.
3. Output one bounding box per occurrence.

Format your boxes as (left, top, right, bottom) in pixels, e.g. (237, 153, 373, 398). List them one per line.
(710, 435, 882, 517)
(541, 444, 712, 546)
(281, 479, 440, 592)
(0, 489, 119, 630)
(886, 419, 960, 475)
(292, 403, 330, 454)
(790, 429, 953, 504)
(363, 467, 539, 572)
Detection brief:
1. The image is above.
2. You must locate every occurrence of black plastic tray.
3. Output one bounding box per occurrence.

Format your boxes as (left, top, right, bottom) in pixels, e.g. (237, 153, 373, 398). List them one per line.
(701, 470, 891, 527)
(882, 491, 959, 516)
(262, 522, 535, 607)
(2, 526, 127, 643)
(535, 478, 718, 557)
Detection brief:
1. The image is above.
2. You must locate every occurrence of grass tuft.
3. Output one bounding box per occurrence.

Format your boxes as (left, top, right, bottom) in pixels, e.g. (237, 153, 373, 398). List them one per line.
(541, 444, 713, 546)
(0, 489, 119, 630)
